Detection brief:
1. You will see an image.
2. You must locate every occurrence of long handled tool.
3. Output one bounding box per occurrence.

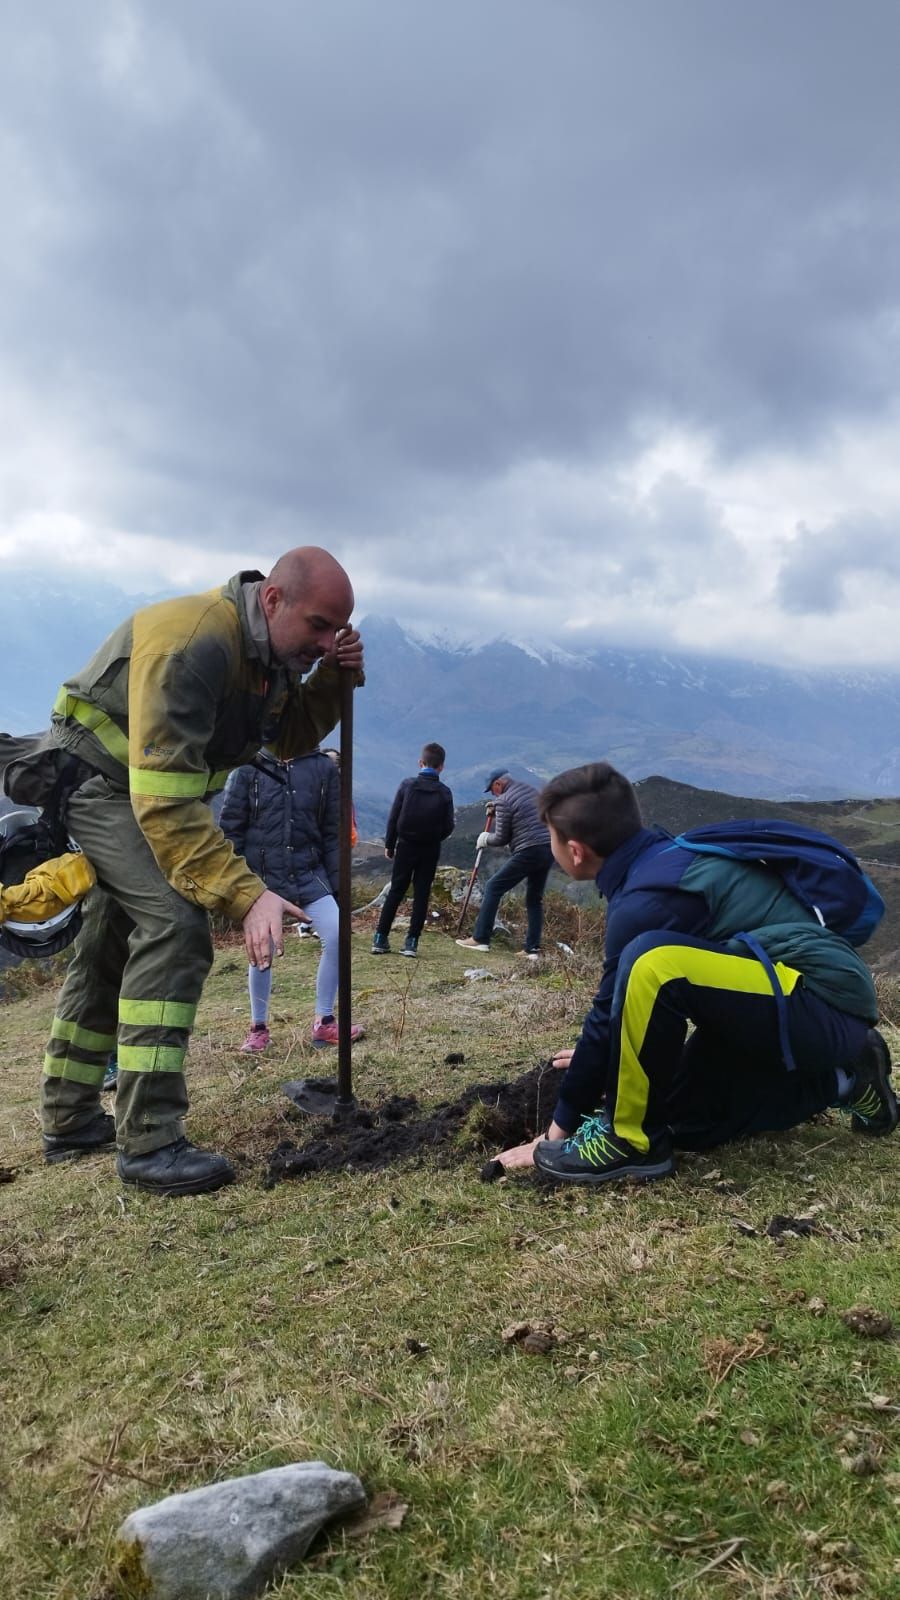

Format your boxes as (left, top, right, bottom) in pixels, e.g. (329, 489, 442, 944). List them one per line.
(335, 667, 355, 1113)
(455, 803, 494, 934)
(282, 667, 357, 1121)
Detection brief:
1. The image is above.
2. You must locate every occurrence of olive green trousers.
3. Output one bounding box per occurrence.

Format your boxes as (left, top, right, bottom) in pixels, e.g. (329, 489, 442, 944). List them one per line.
(41, 775, 214, 1155)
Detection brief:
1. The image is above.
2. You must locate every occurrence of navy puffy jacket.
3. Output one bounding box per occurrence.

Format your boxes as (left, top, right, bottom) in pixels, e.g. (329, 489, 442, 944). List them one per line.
(220, 750, 339, 906)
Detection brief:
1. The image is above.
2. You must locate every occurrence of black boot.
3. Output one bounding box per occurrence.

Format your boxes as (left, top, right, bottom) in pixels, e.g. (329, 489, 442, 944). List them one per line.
(117, 1138, 235, 1196)
(845, 1029, 898, 1136)
(43, 1111, 116, 1165)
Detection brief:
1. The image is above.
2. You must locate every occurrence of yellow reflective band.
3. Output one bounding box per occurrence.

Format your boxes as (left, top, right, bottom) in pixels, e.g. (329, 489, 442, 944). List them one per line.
(129, 767, 209, 798)
(118, 999, 197, 1029)
(54, 689, 129, 765)
(50, 1017, 117, 1052)
(117, 1044, 188, 1074)
(614, 944, 802, 1152)
(42, 1054, 106, 1086)
(207, 769, 231, 794)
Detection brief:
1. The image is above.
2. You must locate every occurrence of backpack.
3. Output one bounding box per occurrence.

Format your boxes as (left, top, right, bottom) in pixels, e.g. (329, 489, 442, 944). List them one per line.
(397, 776, 448, 842)
(670, 819, 884, 948)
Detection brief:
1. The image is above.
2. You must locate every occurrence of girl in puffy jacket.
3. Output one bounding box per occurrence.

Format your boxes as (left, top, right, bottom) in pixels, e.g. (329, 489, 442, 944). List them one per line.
(220, 750, 365, 1050)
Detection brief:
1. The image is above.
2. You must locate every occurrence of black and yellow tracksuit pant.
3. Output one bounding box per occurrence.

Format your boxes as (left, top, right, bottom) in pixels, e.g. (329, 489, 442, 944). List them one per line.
(41, 774, 214, 1155)
(606, 931, 870, 1154)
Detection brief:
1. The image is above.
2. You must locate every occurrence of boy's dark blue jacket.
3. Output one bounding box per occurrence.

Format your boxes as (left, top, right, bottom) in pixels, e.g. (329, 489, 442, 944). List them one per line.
(554, 826, 878, 1133)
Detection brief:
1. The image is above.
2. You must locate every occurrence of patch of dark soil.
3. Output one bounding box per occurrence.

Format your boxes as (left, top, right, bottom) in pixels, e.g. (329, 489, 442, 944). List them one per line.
(265, 1062, 559, 1185)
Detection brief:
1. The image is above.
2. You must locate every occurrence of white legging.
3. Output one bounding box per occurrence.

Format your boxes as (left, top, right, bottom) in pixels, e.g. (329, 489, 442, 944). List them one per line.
(248, 893, 341, 1023)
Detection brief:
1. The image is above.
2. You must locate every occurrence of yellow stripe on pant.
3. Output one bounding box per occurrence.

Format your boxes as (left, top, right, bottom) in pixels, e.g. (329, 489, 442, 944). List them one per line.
(117, 996, 198, 1073)
(614, 943, 802, 1153)
(42, 1015, 117, 1085)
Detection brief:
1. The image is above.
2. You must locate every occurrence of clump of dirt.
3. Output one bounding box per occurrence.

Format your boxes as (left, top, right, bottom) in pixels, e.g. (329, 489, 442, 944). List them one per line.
(265, 1062, 559, 1185)
(841, 1305, 893, 1339)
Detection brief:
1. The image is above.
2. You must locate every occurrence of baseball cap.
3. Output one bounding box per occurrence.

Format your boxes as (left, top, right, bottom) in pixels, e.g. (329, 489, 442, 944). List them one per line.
(484, 768, 509, 791)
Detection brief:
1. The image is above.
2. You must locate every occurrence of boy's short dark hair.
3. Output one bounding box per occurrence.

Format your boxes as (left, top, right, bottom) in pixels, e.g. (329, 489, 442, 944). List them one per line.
(421, 742, 446, 768)
(538, 762, 642, 857)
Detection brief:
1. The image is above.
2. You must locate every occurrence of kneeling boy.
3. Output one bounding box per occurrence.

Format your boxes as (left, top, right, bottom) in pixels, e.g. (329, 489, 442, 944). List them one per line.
(500, 762, 896, 1184)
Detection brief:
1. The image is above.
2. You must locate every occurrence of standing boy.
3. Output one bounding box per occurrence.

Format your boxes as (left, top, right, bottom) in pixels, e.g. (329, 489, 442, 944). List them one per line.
(372, 743, 454, 958)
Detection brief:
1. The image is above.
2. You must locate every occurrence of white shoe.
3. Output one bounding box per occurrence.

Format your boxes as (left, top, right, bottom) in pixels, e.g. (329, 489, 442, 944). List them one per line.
(456, 937, 489, 951)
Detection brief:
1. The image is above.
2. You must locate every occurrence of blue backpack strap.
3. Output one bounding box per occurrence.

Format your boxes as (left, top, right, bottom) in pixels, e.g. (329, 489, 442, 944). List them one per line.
(731, 931, 797, 1072)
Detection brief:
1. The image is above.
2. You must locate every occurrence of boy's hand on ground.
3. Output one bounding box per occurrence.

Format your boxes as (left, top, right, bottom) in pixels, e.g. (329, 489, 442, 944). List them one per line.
(551, 1049, 574, 1070)
(496, 1138, 541, 1169)
(243, 890, 309, 968)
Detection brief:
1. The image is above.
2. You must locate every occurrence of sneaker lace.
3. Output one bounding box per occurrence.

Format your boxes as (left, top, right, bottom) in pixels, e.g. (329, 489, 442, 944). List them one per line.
(846, 1085, 881, 1121)
(566, 1111, 616, 1162)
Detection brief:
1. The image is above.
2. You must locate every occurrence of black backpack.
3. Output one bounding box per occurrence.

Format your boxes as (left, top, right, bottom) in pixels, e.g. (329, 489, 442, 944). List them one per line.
(397, 776, 448, 842)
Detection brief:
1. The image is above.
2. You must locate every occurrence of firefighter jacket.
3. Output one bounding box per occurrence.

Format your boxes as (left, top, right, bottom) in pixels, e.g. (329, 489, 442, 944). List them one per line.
(50, 572, 356, 921)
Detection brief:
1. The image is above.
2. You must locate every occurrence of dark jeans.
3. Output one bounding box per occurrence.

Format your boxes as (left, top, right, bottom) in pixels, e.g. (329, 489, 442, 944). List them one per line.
(377, 839, 442, 941)
(473, 844, 554, 951)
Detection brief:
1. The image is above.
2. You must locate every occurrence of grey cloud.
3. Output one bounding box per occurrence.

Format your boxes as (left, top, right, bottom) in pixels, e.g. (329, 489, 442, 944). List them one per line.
(777, 514, 900, 614)
(1, 0, 900, 638)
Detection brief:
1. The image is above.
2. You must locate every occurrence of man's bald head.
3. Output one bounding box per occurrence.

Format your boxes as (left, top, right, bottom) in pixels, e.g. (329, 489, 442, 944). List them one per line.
(266, 547, 353, 610)
(261, 546, 354, 674)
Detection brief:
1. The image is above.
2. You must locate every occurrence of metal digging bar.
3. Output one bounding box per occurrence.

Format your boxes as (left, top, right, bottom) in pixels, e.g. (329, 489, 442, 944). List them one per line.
(454, 802, 494, 935)
(282, 663, 357, 1120)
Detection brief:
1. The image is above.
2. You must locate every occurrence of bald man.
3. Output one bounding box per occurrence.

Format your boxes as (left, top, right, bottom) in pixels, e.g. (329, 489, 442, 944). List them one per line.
(40, 548, 363, 1195)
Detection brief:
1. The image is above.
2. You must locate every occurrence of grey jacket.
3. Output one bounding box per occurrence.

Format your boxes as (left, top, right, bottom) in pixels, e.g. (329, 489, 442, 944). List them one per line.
(485, 780, 551, 855)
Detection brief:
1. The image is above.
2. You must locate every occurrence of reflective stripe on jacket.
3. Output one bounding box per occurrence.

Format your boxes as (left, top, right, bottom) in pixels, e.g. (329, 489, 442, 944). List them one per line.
(51, 572, 351, 920)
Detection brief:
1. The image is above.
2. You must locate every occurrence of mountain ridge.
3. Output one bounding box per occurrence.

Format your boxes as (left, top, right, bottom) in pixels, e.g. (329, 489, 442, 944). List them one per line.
(3, 578, 900, 811)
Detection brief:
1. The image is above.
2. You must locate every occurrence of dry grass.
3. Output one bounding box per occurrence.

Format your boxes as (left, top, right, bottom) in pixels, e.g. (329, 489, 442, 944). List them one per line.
(2, 925, 900, 1599)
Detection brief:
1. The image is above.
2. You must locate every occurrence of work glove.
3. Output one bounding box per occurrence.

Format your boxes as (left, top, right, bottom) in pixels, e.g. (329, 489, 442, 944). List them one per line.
(476, 831, 492, 850)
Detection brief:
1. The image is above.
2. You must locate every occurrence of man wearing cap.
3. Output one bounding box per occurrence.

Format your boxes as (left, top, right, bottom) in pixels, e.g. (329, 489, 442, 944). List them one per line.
(456, 770, 555, 959)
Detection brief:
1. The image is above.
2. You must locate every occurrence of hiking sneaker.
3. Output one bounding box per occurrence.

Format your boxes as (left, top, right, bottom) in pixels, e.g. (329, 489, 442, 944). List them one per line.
(844, 1028, 898, 1136)
(239, 1023, 270, 1053)
(400, 936, 418, 958)
(517, 949, 540, 961)
(102, 1060, 119, 1093)
(312, 1018, 366, 1047)
(371, 933, 390, 955)
(43, 1110, 116, 1165)
(534, 1112, 675, 1186)
(455, 936, 489, 951)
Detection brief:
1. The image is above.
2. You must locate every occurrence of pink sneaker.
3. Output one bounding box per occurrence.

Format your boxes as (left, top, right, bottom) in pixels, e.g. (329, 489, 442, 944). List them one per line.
(311, 1019, 366, 1048)
(240, 1024, 270, 1053)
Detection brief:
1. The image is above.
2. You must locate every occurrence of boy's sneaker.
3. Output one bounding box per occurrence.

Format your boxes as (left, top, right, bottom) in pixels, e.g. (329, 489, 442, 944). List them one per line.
(844, 1028, 898, 1135)
(400, 936, 418, 958)
(371, 933, 390, 955)
(102, 1060, 119, 1093)
(240, 1023, 270, 1053)
(312, 1018, 366, 1047)
(534, 1113, 675, 1186)
(455, 936, 489, 951)
(517, 949, 540, 961)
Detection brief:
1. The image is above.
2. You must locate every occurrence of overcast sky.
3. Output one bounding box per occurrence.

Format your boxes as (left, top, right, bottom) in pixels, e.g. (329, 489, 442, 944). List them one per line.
(2, 0, 900, 667)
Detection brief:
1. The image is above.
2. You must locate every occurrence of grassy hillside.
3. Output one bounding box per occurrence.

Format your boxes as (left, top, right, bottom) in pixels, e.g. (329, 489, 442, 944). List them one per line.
(3, 917, 900, 1598)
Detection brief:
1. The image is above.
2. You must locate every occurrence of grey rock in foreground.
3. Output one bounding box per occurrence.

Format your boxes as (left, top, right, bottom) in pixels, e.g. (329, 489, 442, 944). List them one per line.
(114, 1461, 367, 1600)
